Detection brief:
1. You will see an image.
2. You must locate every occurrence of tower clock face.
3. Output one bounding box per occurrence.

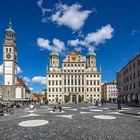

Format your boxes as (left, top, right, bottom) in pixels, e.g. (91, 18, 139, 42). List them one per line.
(6, 53, 11, 59)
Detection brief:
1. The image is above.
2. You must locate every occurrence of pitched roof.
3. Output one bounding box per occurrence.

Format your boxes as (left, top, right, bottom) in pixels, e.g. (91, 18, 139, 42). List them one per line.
(17, 78, 31, 93)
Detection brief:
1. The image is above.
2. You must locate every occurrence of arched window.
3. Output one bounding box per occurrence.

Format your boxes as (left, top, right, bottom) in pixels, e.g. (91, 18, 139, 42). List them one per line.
(6, 48, 8, 52)
(9, 48, 12, 52)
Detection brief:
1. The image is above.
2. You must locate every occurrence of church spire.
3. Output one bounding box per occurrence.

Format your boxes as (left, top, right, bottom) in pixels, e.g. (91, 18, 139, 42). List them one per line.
(9, 18, 12, 28)
(6, 18, 15, 33)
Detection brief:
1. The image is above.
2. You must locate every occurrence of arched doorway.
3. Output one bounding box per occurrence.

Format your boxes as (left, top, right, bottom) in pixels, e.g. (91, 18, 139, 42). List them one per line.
(16, 87, 22, 99)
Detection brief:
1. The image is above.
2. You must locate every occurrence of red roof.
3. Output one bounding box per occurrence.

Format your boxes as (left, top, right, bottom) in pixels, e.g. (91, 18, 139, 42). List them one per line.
(17, 78, 31, 93)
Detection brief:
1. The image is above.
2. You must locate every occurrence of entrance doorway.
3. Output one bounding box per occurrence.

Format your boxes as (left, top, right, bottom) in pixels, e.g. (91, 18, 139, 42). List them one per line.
(72, 95, 76, 103)
(56, 97, 58, 103)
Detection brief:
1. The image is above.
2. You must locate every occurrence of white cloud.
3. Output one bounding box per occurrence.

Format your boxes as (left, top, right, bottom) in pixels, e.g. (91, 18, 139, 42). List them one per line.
(17, 66, 23, 73)
(68, 39, 79, 46)
(37, 0, 51, 16)
(23, 77, 31, 83)
(85, 24, 114, 45)
(50, 3, 92, 31)
(53, 38, 65, 53)
(37, 38, 52, 50)
(32, 76, 46, 85)
(68, 24, 114, 50)
(0, 64, 22, 75)
(29, 87, 33, 91)
(37, 37, 66, 53)
(130, 30, 138, 36)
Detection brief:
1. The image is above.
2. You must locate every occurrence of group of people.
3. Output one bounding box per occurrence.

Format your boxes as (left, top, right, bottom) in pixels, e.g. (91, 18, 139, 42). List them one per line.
(53, 102, 62, 112)
(101, 98, 107, 106)
(0, 103, 14, 114)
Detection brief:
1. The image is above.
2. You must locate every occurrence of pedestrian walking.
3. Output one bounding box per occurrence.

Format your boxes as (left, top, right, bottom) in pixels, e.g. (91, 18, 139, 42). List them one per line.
(101, 98, 104, 106)
(117, 97, 121, 110)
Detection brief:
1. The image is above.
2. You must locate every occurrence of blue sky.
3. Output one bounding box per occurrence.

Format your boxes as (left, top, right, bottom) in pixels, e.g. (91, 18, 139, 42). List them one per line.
(0, 0, 140, 92)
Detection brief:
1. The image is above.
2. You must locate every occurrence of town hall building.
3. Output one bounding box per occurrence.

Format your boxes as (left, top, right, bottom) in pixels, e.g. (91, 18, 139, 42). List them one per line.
(46, 49, 102, 104)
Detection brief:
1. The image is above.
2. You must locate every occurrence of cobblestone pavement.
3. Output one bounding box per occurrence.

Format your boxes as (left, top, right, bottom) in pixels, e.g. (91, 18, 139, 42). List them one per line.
(0, 103, 140, 140)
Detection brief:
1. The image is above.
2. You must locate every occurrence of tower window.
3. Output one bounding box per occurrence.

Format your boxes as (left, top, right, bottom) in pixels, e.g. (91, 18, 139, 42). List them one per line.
(6, 48, 8, 52)
(9, 48, 12, 52)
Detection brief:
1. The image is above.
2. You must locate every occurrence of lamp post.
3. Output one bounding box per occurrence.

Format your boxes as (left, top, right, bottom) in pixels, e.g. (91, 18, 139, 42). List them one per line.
(8, 91, 10, 102)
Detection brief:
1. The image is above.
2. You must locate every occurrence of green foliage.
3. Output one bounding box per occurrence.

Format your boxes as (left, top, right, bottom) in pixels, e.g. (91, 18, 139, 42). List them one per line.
(65, 95, 70, 103)
(79, 95, 84, 103)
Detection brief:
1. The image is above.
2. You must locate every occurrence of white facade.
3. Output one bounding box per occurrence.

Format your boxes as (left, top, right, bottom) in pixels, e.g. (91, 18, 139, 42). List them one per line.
(102, 81, 118, 102)
(46, 50, 102, 104)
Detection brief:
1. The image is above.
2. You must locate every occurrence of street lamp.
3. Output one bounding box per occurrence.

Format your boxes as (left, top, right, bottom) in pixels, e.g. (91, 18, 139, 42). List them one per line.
(8, 91, 10, 101)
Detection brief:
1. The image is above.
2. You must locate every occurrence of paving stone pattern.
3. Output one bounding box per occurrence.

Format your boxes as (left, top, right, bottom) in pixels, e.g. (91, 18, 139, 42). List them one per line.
(0, 103, 140, 140)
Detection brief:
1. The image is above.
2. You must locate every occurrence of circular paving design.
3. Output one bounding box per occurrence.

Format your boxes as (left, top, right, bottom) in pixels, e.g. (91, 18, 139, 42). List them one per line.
(94, 115, 116, 120)
(62, 107, 71, 109)
(49, 110, 64, 113)
(122, 108, 132, 110)
(19, 120, 49, 127)
(108, 112, 121, 115)
(90, 109, 103, 112)
(88, 106, 98, 108)
(40, 106, 49, 109)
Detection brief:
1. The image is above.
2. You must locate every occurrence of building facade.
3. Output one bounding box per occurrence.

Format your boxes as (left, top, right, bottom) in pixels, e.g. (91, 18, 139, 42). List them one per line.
(0, 21, 31, 101)
(116, 53, 140, 103)
(46, 49, 102, 104)
(102, 81, 118, 102)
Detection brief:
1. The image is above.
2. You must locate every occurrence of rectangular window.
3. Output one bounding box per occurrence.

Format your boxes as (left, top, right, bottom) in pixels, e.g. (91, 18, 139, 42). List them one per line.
(64, 79, 66, 85)
(130, 75, 132, 80)
(133, 73, 135, 79)
(52, 80, 54, 85)
(79, 88, 81, 92)
(90, 80, 92, 85)
(79, 79, 80, 85)
(82, 79, 84, 85)
(71, 79, 73, 85)
(130, 84, 132, 89)
(90, 88, 92, 92)
(71, 88, 73, 92)
(133, 63, 135, 68)
(75, 79, 77, 85)
(133, 82, 135, 89)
